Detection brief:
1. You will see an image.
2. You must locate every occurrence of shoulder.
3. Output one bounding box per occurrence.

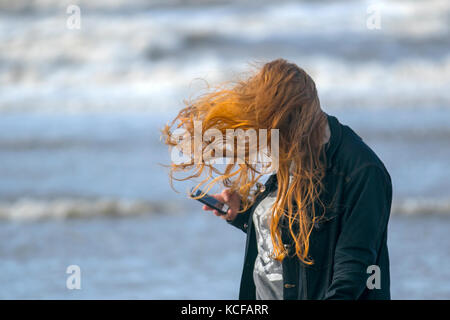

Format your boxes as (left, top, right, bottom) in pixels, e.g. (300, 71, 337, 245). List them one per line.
(333, 123, 391, 185)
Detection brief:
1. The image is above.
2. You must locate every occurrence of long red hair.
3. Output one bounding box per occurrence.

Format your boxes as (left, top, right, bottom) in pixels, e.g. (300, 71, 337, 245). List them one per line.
(163, 58, 328, 264)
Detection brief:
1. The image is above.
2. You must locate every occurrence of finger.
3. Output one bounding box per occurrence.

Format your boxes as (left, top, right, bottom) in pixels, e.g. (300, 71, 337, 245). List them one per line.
(218, 208, 230, 220)
(228, 209, 235, 220)
(222, 189, 231, 203)
(212, 194, 226, 203)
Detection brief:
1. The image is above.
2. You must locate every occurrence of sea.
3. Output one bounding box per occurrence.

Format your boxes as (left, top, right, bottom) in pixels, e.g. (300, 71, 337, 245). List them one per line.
(0, 0, 449, 299)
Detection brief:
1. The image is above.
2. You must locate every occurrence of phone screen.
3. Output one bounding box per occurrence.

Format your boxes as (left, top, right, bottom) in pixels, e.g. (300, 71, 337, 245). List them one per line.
(190, 188, 229, 215)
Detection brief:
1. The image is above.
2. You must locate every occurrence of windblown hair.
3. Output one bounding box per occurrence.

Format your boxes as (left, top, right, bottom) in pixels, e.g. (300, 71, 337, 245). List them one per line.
(163, 58, 328, 264)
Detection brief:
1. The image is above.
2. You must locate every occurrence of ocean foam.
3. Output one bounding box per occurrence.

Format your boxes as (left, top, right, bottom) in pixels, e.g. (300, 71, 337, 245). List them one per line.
(0, 198, 180, 221)
(0, 196, 448, 222)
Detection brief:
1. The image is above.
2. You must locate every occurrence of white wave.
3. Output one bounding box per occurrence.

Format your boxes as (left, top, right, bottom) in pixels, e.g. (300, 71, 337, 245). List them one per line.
(0, 198, 181, 221)
(0, 196, 448, 222)
(0, 0, 448, 113)
(1, 55, 449, 113)
(392, 198, 450, 216)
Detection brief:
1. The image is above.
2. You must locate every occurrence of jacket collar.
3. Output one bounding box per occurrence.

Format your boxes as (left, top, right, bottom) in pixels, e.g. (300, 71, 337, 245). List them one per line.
(324, 113, 342, 170)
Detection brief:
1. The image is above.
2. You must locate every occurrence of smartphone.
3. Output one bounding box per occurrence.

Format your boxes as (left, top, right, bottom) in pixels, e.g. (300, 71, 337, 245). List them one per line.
(190, 188, 229, 215)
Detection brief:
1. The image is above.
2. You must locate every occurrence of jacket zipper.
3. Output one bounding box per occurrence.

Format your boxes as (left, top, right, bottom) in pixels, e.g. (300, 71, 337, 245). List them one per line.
(302, 264, 308, 299)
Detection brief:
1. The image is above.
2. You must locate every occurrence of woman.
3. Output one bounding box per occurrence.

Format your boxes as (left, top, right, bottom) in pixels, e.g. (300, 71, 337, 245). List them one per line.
(163, 58, 392, 300)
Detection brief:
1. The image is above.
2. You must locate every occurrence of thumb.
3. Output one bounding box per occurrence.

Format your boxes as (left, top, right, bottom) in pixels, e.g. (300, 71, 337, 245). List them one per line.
(222, 189, 232, 203)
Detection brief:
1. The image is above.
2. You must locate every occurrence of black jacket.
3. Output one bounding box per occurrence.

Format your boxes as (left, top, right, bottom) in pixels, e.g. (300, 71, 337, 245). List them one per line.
(228, 114, 393, 300)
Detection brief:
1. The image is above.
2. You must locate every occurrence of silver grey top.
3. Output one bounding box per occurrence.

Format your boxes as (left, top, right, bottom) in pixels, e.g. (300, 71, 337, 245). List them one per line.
(252, 189, 284, 300)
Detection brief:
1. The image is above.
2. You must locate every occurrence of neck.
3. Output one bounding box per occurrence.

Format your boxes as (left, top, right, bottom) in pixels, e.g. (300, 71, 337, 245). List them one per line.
(322, 118, 331, 145)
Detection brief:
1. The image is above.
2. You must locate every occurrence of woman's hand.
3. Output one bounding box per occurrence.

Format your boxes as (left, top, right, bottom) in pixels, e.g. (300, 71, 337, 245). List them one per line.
(202, 189, 241, 221)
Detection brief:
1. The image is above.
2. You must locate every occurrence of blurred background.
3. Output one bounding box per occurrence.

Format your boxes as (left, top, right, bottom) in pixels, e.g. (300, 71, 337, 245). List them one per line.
(0, 0, 449, 299)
